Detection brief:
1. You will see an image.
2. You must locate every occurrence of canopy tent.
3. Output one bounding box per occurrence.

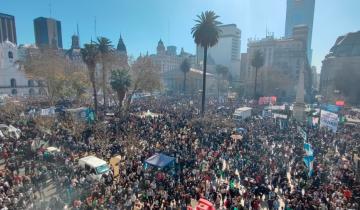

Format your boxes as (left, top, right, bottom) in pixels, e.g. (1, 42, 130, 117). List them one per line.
(234, 127, 247, 134)
(145, 153, 175, 168)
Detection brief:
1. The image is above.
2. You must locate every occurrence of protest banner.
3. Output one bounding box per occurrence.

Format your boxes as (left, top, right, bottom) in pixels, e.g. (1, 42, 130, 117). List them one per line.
(320, 110, 339, 132)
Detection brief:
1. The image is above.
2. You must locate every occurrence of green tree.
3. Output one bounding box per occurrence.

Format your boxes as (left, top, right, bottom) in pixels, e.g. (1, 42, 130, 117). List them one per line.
(18, 47, 90, 104)
(251, 50, 264, 99)
(96, 37, 113, 109)
(180, 58, 191, 94)
(124, 56, 161, 109)
(192, 11, 222, 116)
(110, 68, 131, 109)
(81, 43, 99, 116)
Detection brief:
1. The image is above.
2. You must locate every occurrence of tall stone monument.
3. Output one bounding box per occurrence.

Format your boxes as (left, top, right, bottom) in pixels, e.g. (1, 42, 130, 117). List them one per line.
(293, 60, 306, 122)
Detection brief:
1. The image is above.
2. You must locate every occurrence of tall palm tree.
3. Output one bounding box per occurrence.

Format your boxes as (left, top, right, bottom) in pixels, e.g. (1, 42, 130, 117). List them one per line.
(96, 37, 113, 109)
(180, 58, 191, 94)
(251, 50, 264, 100)
(192, 11, 222, 116)
(81, 43, 99, 116)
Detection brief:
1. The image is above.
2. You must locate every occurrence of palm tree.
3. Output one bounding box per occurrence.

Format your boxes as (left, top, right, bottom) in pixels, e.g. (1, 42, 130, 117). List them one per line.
(180, 58, 191, 94)
(215, 65, 228, 101)
(251, 50, 264, 100)
(81, 43, 99, 116)
(110, 68, 131, 109)
(95, 37, 113, 109)
(192, 11, 222, 116)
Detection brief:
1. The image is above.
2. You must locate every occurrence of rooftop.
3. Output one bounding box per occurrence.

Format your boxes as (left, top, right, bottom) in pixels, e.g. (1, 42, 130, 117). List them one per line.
(329, 31, 360, 57)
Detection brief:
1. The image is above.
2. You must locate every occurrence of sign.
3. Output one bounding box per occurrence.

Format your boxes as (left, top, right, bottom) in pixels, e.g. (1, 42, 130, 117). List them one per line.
(320, 110, 339, 132)
(336, 100, 345, 106)
(297, 126, 307, 141)
(273, 113, 288, 119)
(258, 96, 277, 105)
(262, 110, 272, 118)
(40, 107, 56, 116)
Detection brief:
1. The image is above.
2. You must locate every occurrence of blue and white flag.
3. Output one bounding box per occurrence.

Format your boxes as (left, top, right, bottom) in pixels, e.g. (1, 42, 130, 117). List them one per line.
(303, 143, 314, 176)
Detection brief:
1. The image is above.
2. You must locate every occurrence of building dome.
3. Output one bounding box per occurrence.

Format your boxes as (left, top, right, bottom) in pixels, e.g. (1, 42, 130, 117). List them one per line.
(157, 39, 165, 54)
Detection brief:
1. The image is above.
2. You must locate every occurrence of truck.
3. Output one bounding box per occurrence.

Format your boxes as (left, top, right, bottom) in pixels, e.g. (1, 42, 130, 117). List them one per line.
(233, 107, 252, 121)
(78, 156, 110, 181)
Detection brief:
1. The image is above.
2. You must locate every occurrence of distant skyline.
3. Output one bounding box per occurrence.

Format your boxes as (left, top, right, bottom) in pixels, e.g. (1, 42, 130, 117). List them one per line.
(1, 0, 360, 72)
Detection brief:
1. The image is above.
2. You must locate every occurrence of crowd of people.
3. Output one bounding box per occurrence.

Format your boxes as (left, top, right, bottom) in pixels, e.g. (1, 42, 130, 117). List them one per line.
(0, 96, 359, 210)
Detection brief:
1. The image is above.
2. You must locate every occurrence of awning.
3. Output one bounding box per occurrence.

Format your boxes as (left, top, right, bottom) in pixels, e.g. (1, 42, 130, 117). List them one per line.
(145, 153, 175, 168)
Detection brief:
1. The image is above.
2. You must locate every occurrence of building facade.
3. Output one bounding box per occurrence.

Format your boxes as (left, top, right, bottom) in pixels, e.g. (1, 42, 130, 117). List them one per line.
(150, 39, 195, 74)
(320, 31, 360, 104)
(0, 13, 17, 44)
(34, 17, 63, 49)
(241, 28, 312, 102)
(285, 0, 315, 63)
(163, 68, 216, 95)
(150, 39, 196, 92)
(0, 41, 40, 96)
(196, 24, 241, 79)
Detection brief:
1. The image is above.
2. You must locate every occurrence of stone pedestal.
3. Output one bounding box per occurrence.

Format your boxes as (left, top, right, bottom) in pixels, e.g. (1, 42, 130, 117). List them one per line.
(293, 102, 306, 122)
(293, 60, 306, 123)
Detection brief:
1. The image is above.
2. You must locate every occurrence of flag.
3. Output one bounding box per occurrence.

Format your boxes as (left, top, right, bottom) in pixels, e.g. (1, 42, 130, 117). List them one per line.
(303, 143, 314, 176)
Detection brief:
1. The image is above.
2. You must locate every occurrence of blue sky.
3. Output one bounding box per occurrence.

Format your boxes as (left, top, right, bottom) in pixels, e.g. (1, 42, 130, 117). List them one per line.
(1, 0, 360, 72)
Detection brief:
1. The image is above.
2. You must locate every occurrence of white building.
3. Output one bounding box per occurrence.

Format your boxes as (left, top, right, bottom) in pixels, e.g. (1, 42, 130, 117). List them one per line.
(0, 41, 40, 96)
(196, 24, 241, 79)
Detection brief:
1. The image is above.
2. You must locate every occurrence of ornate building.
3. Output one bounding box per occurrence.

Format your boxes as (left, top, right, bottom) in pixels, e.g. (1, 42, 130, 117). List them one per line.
(241, 26, 313, 102)
(320, 31, 360, 104)
(65, 34, 85, 70)
(0, 41, 41, 96)
(149, 39, 196, 92)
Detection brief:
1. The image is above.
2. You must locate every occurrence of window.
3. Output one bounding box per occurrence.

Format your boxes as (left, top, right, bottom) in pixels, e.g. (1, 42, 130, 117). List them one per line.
(29, 88, 35, 96)
(8, 51, 13, 59)
(11, 89, 17, 95)
(28, 80, 35, 87)
(38, 80, 45, 87)
(39, 88, 47, 96)
(10, 79, 16, 88)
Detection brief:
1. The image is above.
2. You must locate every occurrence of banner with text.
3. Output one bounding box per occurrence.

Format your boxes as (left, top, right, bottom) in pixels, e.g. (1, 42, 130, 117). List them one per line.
(320, 110, 339, 132)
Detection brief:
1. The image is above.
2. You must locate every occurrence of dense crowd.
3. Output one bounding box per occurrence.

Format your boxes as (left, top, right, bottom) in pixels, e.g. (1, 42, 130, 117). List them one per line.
(0, 97, 359, 210)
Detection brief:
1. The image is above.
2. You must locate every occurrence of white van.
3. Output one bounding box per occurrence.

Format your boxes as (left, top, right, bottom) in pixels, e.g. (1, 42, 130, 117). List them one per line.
(233, 107, 252, 121)
(78, 156, 110, 181)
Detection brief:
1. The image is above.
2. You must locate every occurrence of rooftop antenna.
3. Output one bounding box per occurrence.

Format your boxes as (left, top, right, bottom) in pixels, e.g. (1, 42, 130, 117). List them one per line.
(94, 16, 97, 38)
(266, 24, 268, 37)
(77, 23, 80, 46)
(167, 20, 170, 44)
(49, 0, 52, 18)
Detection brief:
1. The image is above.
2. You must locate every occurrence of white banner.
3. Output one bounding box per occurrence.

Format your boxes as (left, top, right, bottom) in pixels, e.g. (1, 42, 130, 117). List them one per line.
(320, 110, 339, 132)
(273, 113, 288, 119)
(40, 107, 56, 116)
